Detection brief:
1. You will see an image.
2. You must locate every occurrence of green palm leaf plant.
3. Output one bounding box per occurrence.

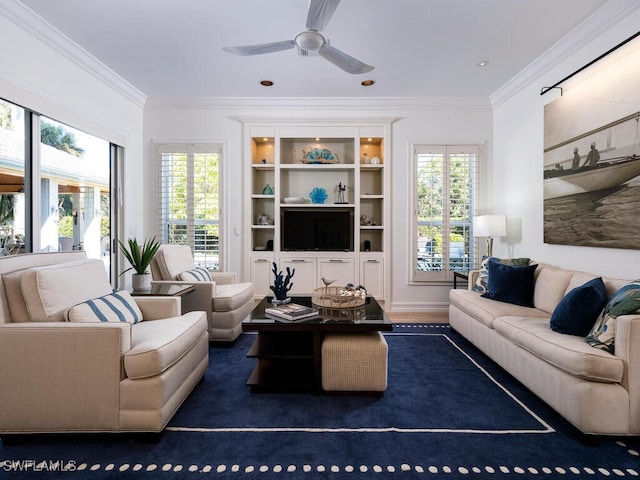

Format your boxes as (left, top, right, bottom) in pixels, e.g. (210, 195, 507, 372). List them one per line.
(118, 237, 161, 275)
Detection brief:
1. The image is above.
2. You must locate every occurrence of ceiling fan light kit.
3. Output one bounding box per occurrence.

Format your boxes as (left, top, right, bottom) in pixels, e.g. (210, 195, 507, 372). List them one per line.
(222, 0, 374, 75)
(295, 31, 325, 52)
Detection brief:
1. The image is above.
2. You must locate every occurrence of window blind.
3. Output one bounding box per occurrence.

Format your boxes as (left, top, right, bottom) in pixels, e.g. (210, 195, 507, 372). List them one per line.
(157, 143, 221, 270)
(413, 144, 479, 282)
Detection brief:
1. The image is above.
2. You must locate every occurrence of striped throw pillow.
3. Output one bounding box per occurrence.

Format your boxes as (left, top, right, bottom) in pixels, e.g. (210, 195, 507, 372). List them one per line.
(178, 267, 213, 282)
(65, 290, 142, 324)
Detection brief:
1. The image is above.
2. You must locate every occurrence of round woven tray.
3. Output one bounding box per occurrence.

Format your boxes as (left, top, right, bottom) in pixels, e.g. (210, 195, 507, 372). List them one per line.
(311, 286, 366, 309)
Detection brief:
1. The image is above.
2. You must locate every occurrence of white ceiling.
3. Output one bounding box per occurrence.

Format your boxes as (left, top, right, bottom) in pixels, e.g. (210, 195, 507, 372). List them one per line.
(16, 0, 612, 100)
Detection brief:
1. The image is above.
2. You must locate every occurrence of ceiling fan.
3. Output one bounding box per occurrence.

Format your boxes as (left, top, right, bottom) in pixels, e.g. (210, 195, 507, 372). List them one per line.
(222, 0, 374, 75)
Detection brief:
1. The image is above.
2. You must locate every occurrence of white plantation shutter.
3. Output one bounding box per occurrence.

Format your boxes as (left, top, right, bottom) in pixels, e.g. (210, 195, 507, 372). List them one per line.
(413, 145, 480, 282)
(157, 144, 221, 270)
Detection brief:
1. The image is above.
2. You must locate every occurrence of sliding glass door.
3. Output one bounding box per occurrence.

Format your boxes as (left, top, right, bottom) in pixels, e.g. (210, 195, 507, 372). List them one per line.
(0, 99, 118, 281)
(39, 117, 110, 263)
(0, 100, 26, 254)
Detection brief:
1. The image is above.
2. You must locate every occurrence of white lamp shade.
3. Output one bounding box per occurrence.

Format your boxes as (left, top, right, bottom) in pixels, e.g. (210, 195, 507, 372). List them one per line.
(473, 215, 507, 237)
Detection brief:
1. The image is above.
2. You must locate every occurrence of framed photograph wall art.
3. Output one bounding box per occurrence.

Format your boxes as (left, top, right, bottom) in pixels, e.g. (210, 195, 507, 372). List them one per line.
(543, 37, 640, 249)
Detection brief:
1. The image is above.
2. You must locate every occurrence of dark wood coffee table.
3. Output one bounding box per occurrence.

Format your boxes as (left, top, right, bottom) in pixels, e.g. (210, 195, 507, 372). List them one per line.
(242, 296, 392, 394)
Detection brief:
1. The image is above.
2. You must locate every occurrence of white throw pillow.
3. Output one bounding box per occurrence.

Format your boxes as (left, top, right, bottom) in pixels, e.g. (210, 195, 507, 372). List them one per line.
(65, 290, 142, 324)
(21, 259, 113, 322)
(178, 267, 213, 282)
(2, 270, 31, 322)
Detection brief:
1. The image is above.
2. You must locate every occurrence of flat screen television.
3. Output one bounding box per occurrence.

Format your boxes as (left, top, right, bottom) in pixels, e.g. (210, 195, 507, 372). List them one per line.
(281, 208, 353, 251)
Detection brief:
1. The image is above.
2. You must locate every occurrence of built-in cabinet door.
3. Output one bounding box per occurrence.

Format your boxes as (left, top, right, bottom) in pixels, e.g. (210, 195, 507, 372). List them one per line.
(318, 258, 356, 288)
(360, 258, 384, 299)
(250, 257, 275, 297)
(278, 258, 316, 295)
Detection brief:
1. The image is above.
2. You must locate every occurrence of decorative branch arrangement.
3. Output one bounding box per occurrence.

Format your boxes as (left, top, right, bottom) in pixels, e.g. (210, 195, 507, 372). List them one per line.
(270, 262, 295, 301)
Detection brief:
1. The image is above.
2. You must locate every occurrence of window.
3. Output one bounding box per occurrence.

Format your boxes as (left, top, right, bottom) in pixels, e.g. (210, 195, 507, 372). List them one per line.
(412, 144, 480, 282)
(0, 99, 119, 280)
(0, 100, 26, 255)
(157, 144, 221, 270)
(39, 117, 111, 261)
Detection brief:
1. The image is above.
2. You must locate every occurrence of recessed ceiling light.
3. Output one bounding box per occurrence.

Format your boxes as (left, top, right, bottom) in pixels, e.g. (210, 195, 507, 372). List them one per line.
(260, 80, 274, 86)
(477, 60, 490, 67)
(361, 80, 375, 87)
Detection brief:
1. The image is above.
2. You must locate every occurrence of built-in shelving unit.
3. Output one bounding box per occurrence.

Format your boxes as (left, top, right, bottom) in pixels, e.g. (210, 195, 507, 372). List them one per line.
(242, 121, 392, 301)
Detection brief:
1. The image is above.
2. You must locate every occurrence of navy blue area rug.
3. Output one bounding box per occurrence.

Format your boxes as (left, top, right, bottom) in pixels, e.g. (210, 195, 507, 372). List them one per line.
(1, 324, 638, 479)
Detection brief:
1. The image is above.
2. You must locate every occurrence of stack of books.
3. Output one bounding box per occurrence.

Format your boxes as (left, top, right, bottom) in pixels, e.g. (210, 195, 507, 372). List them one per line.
(265, 303, 319, 321)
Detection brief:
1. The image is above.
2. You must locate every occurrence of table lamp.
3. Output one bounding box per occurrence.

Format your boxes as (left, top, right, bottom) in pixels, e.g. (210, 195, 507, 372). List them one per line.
(473, 215, 506, 257)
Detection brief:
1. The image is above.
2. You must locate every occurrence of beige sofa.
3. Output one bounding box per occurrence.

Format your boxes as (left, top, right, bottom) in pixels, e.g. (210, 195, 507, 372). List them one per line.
(150, 245, 254, 342)
(0, 252, 209, 436)
(449, 261, 640, 436)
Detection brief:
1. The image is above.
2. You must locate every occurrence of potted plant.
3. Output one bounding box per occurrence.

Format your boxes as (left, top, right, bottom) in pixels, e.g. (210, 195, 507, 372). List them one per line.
(118, 236, 161, 291)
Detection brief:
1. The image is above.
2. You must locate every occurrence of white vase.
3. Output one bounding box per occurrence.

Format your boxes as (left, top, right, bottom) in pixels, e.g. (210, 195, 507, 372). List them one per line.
(132, 273, 151, 292)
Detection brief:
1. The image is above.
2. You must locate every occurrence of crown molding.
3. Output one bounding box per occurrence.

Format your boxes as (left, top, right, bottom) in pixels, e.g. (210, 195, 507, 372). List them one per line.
(0, 0, 146, 108)
(490, 0, 640, 108)
(144, 96, 492, 111)
(229, 115, 403, 126)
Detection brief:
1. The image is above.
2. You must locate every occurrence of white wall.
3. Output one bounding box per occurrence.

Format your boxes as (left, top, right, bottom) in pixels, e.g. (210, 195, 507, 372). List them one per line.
(388, 104, 493, 312)
(143, 99, 493, 312)
(492, 7, 640, 280)
(0, 12, 145, 281)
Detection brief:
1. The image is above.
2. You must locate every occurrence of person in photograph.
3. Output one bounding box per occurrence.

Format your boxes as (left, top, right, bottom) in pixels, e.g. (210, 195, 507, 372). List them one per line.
(584, 142, 600, 167)
(572, 147, 581, 170)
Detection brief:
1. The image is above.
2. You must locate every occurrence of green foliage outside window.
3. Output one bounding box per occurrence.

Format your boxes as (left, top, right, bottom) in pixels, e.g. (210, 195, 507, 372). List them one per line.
(0, 101, 12, 130)
(41, 122, 85, 157)
(0, 195, 14, 226)
(58, 216, 73, 238)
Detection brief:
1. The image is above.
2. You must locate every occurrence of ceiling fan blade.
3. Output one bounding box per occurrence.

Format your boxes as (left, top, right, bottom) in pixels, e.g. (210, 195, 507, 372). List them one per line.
(222, 40, 295, 56)
(306, 0, 341, 31)
(319, 44, 374, 74)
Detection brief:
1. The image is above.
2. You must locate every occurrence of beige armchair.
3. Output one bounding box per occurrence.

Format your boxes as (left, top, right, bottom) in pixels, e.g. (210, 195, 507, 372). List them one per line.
(150, 244, 254, 342)
(0, 252, 208, 437)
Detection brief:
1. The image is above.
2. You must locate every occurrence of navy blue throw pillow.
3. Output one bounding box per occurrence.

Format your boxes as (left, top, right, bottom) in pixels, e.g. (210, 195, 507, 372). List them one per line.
(551, 277, 607, 337)
(481, 260, 538, 307)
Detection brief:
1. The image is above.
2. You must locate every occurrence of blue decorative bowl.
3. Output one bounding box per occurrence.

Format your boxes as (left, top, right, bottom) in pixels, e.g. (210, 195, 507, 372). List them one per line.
(309, 187, 328, 204)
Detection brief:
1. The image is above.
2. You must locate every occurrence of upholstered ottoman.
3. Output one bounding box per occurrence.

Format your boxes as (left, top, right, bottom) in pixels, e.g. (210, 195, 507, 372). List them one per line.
(321, 331, 388, 394)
